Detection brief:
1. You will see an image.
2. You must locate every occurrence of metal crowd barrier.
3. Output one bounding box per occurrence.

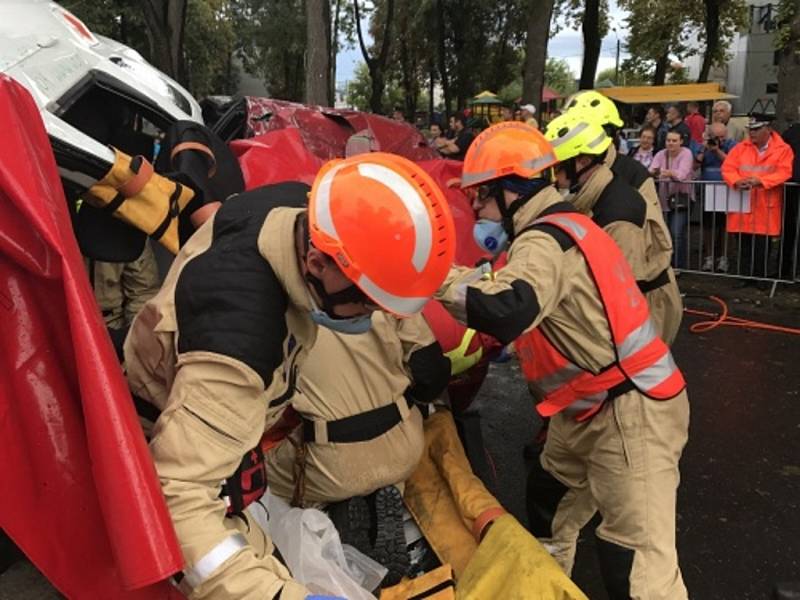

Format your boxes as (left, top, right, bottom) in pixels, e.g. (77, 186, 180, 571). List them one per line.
(658, 179, 800, 296)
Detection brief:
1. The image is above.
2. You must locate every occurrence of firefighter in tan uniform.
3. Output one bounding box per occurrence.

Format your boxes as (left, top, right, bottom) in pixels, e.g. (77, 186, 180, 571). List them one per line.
(553, 92, 682, 345)
(265, 310, 449, 507)
(265, 310, 449, 586)
(124, 154, 456, 600)
(86, 241, 160, 359)
(435, 122, 690, 599)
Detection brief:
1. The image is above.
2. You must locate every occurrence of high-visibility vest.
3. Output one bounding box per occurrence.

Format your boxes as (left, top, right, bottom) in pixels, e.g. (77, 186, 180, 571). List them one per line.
(514, 213, 685, 421)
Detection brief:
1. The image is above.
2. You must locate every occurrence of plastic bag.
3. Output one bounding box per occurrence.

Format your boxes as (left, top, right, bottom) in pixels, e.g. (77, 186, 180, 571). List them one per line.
(248, 490, 387, 599)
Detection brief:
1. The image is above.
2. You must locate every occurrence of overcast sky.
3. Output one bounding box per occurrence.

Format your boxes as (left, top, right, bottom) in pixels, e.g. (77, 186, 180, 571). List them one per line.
(336, 1, 630, 86)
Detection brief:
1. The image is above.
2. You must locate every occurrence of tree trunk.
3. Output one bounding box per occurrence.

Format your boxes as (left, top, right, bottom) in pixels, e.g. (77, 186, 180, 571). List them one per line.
(429, 61, 436, 121)
(141, 0, 188, 82)
(400, 34, 416, 120)
(305, 0, 331, 105)
(654, 51, 669, 85)
(435, 0, 451, 118)
(330, 0, 342, 105)
(522, 0, 556, 105)
(698, 0, 721, 82)
(579, 0, 601, 89)
(776, 0, 800, 131)
(353, 0, 395, 114)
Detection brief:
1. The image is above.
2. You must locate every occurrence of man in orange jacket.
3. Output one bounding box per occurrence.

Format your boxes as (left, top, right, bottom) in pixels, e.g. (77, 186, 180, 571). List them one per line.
(722, 114, 794, 277)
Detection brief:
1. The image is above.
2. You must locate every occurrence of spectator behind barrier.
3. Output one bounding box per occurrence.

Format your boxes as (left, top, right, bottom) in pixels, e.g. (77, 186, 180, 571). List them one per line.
(520, 103, 539, 129)
(645, 105, 670, 152)
(651, 131, 695, 269)
(695, 122, 738, 272)
(685, 101, 707, 145)
(438, 114, 475, 161)
(629, 125, 657, 169)
(721, 113, 794, 278)
(712, 100, 747, 143)
(665, 104, 692, 148)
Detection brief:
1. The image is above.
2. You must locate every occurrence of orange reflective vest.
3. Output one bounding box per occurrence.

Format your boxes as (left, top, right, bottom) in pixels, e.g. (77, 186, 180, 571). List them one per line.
(721, 131, 794, 236)
(515, 213, 685, 421)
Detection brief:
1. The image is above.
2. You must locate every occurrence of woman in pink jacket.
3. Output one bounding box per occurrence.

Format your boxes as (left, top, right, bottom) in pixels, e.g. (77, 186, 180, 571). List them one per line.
(650, 130, 696, 269)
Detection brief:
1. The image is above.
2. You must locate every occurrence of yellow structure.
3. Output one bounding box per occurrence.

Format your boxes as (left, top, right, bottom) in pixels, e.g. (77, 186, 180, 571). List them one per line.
(599, 82, 736, 104)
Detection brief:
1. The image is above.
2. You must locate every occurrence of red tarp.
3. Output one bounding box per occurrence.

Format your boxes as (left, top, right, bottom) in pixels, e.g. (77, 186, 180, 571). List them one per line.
(0, 75, 183, 598)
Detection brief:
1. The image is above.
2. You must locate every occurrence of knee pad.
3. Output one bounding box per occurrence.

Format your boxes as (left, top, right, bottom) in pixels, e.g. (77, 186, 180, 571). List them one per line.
(525, 460, 569, 538)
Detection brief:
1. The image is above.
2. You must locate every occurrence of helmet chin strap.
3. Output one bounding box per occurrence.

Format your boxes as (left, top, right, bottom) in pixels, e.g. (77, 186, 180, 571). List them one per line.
(567, 155, 605, 193)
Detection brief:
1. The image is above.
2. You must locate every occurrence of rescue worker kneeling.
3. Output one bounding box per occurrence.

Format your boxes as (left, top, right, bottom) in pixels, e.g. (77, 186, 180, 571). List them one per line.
(265, 311, 449, 508)
(435, 122, 690, 600)
(265, 310, 449, 586)
(124, 153, 456, 600)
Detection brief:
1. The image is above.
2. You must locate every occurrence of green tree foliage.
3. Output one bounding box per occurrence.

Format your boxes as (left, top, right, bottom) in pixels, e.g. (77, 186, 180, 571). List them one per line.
(552, 0, 609, 88)
(594, 67, 617, 86)
(61, 0, 237, 97)
(619, 0, 747, 85)
(545, 57, 577, 95)
(231, 0, 307, 101)
(368, 0, 529, 117)
(345, 61, 403, 111)
(184, 0, 237, 97)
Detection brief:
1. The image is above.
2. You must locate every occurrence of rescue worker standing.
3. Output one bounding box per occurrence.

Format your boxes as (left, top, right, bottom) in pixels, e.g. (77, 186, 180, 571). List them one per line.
(560, 91, 682, 345)
(435, 122, 690, 599)
(124, 154, 456, 600)
(545, 112, 683, 345)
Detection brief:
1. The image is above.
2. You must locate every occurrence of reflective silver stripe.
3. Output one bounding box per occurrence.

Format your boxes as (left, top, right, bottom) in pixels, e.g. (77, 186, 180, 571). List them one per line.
(630, 350, 678, 391)
(550, 121, 589, 149)
(357, 162, 433, 273)
(313, 162, 347, 241)
(739, 165, 772, 172)
(536, 215, 587, 240)
(183, 533, 247, 589)
(586, 132, 608, 149)
(461, 169, 496, 187)
(536, 362, 584, 393)
(617, 318, 658, 360)
(358, 273, 428, 316)
(520, 152, 557, 171)
(563, 392, 607, 415)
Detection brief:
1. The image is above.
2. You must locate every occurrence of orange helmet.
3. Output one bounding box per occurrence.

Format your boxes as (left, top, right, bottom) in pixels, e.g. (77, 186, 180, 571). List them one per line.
(309, 152, 456, 316)
(461, 121, 558, 189)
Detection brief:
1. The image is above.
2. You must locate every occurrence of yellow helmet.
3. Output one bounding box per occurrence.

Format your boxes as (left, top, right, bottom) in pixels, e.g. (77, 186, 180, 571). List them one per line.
(563, 90, 624, 129)
(544, 113, 612, 162)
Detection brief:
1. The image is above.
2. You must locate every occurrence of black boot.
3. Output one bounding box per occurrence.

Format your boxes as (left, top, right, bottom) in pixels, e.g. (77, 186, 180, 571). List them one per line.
(327, 485, 409, 587)
(368, 485, 409, 586)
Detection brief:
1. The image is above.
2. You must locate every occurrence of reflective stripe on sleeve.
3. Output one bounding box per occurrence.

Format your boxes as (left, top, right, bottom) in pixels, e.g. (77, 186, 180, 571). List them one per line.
(183, 533, 248, 590)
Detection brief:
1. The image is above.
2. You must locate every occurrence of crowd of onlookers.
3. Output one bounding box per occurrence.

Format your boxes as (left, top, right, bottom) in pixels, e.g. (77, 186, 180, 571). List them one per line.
(625, 100, 796, 279)
(409, 98, 799, 281)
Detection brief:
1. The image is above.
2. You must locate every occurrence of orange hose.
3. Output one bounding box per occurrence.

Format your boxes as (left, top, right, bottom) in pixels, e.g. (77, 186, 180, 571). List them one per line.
(684, 295, 800, 335)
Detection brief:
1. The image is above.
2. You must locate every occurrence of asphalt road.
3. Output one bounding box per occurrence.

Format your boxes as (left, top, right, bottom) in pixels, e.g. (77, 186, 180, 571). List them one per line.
(475, 280, 800, 600)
